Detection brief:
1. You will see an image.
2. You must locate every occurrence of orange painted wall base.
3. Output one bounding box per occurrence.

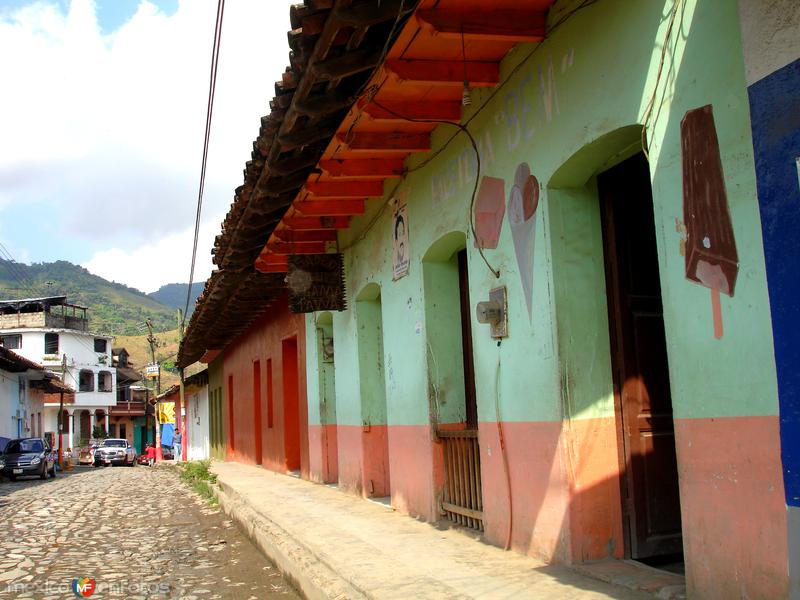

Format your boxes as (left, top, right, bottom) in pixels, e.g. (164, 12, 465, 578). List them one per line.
(675, 415, 787, 599)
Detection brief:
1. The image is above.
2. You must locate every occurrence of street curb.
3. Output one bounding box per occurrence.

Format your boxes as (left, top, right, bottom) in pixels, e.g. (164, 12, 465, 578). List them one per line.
(213, 478, 366, 600)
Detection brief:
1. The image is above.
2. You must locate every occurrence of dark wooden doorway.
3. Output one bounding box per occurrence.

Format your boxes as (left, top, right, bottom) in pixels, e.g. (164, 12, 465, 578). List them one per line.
(457, 249, 478, 429)
(282, 337, 301, 472)
(599, 153, 683, 560)
(439, 249, 483, 530)
(253, 360, 263, 465)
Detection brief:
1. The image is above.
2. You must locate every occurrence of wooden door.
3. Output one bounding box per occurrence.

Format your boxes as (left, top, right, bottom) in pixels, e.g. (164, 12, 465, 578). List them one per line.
(282, 338, 301, 472)
(599, 153, 683, 559)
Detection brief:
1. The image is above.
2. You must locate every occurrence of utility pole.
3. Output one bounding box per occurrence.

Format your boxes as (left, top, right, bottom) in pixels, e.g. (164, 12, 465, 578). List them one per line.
(177, 309, 185, 462)
(145, 319, 160, 395)
(57, 353, 66, 469)
(145, 319, 162, 461)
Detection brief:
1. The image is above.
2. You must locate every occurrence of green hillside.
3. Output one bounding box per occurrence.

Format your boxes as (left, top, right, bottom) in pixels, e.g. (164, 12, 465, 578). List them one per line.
(0, 259, 181, 335)
(148, 282, 205, 318)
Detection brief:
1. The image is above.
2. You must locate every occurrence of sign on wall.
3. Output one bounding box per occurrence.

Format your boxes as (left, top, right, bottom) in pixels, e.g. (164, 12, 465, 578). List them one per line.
(287, 254, 347, 313)
(392, 201, 410, 280)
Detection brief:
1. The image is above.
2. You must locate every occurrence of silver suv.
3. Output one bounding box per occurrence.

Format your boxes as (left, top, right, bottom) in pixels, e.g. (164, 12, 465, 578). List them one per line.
(93, 438, 136, 467)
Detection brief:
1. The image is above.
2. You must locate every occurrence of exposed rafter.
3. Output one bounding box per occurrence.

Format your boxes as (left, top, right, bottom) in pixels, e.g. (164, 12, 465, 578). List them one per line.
(416, 8, 547, 42)
(306, 180, 385, 197)
(385, 59, 499, 87)
(338, 132, 431, 152)
(364, 101, 461, 122)
(295, 199, 366, 216)
(319, 158, 405, 178)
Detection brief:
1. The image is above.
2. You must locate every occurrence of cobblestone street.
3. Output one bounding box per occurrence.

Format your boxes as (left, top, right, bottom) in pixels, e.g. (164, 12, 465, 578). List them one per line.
(0, 464, 301, 599)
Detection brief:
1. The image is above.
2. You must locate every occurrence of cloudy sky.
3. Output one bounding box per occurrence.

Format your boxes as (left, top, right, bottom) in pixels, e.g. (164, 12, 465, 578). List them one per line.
(0, 0, 295, 292)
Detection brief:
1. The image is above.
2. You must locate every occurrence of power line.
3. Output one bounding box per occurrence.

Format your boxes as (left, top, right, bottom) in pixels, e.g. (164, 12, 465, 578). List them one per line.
(339, 0, 599, 276)
(183, 0, 226, 330)
(0, 243, 41, 297)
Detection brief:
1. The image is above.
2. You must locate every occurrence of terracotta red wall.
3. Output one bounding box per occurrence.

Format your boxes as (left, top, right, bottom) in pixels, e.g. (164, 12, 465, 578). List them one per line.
(223, 294, 309, 478)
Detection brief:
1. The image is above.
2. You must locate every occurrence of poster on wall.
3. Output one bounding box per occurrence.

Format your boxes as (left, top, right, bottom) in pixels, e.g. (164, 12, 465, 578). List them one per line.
(157, 402, 175, 424)
(393, 201, 410, 280)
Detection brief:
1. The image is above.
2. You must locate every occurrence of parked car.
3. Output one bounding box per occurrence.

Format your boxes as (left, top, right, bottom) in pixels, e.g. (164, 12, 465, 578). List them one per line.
(0, 437, 56, 481)
(78, 444, 100, 465)
(93, 438, 137, 467)
(161, 446, 174, 461)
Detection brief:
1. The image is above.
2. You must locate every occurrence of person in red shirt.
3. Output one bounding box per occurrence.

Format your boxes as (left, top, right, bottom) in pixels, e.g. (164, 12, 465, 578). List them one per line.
(145, 443, 157, 467)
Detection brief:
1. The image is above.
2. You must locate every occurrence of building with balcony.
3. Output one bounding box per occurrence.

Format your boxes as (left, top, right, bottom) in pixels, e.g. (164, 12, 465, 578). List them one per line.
(0, 296, 116, 452)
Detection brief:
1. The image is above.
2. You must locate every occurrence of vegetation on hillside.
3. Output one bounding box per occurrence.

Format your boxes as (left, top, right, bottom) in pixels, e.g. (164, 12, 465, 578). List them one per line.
(0, 259, 201, 335)
(147, 282, 205, 318)
(115, 329, 182, 389)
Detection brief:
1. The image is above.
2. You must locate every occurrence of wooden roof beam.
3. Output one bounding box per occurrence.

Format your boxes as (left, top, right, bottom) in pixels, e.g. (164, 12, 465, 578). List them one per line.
(364, 101, 461, 123)
(338, 132, 431, 152)
(295, 199, 366, 216)
(273, 229, 338, 243)
(282, 215, 351, 229)
(256, 262, 290, 274)
(416, 9, 547, 42)
(266, 241, 334, 254)
(385, 59, 498, 87)
(319, 158, 404, 178)
(306, 180, 385, 198)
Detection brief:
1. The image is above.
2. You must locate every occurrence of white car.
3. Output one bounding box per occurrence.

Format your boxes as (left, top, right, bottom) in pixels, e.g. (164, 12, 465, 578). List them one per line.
(93, 438, 137, 467)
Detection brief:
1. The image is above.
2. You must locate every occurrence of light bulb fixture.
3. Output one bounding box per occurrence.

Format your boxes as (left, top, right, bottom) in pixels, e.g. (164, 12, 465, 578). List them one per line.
(462, 82, 472, 107)
(461, 28, 471, 107)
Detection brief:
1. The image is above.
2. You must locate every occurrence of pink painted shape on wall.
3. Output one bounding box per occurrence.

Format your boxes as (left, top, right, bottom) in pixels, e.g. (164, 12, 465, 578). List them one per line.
(474, 176, 506, 249)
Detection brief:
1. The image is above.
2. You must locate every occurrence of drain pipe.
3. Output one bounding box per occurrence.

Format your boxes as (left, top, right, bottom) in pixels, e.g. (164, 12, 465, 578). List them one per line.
(494, 349, 513, 551)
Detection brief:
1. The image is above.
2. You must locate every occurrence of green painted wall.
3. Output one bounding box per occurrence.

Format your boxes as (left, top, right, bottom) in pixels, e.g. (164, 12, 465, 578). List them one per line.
(208, 354, 226, 459)
(306, 313, 337, 428)
(549, 181, 616, 421)
(305, 0, 778, 425)
(355, 291, 388, 428)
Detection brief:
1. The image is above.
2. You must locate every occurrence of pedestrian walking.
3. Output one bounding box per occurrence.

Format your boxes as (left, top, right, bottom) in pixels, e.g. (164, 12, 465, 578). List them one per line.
(173, 429, 182, 462)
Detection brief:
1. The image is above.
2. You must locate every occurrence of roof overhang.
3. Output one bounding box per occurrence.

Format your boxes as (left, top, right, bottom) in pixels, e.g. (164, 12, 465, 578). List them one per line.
(179, 0, 556, 367)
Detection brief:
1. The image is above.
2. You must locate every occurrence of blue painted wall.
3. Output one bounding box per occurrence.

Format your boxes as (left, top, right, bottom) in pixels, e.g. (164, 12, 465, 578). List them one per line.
(749, 57, 800, 507)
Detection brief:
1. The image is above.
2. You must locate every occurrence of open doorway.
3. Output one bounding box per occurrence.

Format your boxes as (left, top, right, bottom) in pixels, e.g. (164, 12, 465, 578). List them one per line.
(422, 234, 481, 530)
(282, 337, 301, 474)
(598, 153, 683, 570)
(355, 284, 391, 499)
(253, 360, 263, 465)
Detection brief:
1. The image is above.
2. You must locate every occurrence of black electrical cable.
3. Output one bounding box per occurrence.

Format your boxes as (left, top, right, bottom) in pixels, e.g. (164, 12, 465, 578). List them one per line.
(183, 0, 226, 331)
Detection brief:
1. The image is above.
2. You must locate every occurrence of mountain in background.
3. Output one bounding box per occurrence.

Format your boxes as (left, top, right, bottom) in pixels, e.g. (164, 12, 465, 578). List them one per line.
(0, 259, 203, 336)
(147, 282, 205, 317)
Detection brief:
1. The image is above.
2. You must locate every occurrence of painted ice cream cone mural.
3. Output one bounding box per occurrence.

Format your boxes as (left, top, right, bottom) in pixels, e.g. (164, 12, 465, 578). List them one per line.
(508, 163, 540, 321)
(681, 105, 739, 339)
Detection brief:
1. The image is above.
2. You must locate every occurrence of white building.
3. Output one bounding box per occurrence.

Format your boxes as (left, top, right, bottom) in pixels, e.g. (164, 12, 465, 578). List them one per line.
(185, 369, 209, 460)
(0, 345, 72, 450)
(0, 297, 116, 453)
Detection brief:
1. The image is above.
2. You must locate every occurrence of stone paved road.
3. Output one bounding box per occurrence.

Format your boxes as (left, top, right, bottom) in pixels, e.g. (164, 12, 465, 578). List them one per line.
(0, 463, 302, 599)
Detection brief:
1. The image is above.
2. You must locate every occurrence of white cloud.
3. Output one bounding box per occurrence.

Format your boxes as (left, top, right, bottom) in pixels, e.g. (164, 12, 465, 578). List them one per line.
(82, 212, 222, 293)
(0, 0, 296, 287)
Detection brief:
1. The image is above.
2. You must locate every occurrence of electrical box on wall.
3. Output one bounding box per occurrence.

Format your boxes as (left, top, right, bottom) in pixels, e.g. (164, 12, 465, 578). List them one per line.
(476, 286, 508, 338)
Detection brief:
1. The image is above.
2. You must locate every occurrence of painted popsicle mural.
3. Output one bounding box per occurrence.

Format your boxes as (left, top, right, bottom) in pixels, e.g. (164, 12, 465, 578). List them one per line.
(680, 105, 739, 338)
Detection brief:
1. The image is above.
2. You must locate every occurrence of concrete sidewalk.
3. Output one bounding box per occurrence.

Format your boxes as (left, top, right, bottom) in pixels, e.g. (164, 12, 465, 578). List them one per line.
(211, 461, 667, 600)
